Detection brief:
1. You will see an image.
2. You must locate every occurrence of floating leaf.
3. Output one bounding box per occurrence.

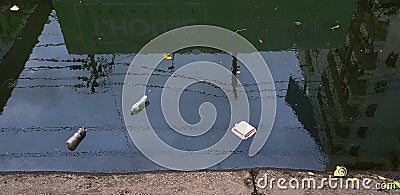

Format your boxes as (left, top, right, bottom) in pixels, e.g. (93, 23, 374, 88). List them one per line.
(378, 176, 387, 181)
(163, 53, 173, 60)
(307, 172, 315, 176)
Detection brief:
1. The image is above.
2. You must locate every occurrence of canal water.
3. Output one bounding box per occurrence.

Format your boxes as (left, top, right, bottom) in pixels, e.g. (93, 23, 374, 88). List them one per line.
(0, 0, 399, 172)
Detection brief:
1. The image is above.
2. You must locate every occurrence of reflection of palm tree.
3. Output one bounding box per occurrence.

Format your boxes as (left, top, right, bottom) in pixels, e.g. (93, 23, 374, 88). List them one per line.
(87, 55, 99, 93)
(73, 54, 114, 94)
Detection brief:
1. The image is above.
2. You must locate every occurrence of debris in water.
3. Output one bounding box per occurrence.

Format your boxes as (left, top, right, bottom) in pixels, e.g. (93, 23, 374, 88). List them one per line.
(163, 53, 173, 60)
(274, 7, 279, 11)
(294, 21, 302, 26)
(233, 28, 247, 35)
(235, 29, 247, 33)
(130, 95, 149, 115)
(258, 39, 263, 44)
(9, 5, 19, 12)
(307, 172, 315, 176)
(66, 127, 87, 151)
(231, 121, 256, 140)
(330, 24, 340, 30)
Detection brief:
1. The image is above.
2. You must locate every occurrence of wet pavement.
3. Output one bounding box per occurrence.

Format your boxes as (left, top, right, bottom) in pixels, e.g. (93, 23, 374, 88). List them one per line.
(0, 0, 399, 172)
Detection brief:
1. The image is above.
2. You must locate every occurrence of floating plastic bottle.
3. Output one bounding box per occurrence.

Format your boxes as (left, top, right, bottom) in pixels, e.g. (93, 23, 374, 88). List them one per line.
(66, 127, 87, 151)
(130, 95, 149, 115)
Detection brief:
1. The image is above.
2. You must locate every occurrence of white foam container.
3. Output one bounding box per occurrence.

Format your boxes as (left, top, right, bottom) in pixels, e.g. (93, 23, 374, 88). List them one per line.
(231, 121, 256, 139)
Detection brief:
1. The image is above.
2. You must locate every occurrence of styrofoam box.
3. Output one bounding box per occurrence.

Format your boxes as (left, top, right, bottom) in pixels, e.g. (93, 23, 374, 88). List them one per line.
(231, 121, 256, 139)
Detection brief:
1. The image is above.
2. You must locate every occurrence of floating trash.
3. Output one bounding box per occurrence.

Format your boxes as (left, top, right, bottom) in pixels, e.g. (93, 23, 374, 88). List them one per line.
(294, 21, 302, 26)
(66, 127, 87, 151)
(233, 28, 247, 35)
(130, 95, 149, 115)
(163, 53, 173, 60)
(231, 121, 256, 140)
(258, 39, 264, 44)
(9, 5, 19, 12)
(330, 24, 340, 30)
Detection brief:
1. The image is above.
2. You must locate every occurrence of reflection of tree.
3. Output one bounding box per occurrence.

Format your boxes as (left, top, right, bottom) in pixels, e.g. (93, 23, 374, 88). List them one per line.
(71, 54, 114, 94)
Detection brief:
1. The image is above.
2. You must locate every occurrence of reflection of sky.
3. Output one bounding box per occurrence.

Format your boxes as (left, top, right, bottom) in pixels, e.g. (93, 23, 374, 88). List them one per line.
(0, 11, 325, 172)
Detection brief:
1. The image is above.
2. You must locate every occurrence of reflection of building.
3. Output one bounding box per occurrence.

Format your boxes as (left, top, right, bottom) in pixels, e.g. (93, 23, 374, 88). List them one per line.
(0, 0, 53, 114)
(291, 0, 400, 170)
(53, 0, 356, 54)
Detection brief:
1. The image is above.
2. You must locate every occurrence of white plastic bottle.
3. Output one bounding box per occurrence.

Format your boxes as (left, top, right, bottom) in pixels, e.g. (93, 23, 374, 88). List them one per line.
(130, 95, 148, 115)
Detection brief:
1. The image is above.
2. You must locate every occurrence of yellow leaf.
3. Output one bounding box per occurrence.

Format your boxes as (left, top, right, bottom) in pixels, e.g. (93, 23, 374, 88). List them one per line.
(258, 39, 263, 44)
(378, 176, 387, 181)
(163, 53, 173, 60)
(307, 172, 314, 176)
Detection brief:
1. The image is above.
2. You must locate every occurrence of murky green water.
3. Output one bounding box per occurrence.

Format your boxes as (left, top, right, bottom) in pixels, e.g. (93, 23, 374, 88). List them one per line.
(0, 0, 399, 172)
